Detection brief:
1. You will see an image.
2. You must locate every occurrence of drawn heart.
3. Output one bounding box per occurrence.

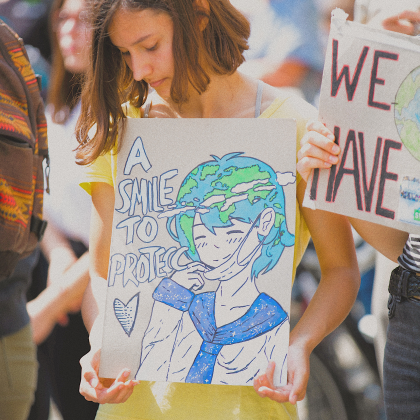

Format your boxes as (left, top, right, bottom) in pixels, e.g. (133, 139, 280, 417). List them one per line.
(113, 293, 140, 337)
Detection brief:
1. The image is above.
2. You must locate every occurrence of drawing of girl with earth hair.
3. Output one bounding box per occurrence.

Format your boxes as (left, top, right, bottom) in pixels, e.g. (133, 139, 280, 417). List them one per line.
(137, 153, 296, 386)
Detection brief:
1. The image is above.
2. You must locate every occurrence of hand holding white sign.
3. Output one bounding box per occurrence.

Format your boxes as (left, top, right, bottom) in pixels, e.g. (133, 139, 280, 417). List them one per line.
(297, 120, 339, 182)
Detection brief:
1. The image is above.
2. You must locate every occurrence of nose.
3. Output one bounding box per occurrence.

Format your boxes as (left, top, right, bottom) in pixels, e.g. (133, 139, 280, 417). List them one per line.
(130, 53, 153, 82)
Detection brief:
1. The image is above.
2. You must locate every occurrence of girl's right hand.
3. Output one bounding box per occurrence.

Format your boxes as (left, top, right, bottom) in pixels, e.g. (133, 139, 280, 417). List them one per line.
(297, 120, 341, 182)
(79, 347, 140, 404)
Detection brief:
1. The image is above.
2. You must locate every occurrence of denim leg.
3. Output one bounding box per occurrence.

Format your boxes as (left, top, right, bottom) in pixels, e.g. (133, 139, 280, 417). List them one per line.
(384, 298, 420, 419)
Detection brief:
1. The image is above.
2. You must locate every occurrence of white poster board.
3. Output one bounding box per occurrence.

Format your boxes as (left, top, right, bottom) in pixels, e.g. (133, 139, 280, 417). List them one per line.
(99, 118, 298, 387)
(304, 9, 420, 234)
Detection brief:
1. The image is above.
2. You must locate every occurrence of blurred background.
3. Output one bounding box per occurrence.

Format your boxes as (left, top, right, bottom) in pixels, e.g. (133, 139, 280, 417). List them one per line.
(0, 0, 390, 419)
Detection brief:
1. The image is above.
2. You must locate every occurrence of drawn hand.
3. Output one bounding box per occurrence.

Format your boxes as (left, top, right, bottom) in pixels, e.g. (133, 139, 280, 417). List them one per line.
(79, 347, 140, 404)
(171, 262, 207, 291)
(253, 342, 310, 405)
(297, 120, 340, 182)
(382, 10, 420, 35)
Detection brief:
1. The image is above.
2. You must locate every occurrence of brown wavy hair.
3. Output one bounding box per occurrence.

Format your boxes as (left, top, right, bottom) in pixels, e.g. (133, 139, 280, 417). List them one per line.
(75, 0, 250, 165)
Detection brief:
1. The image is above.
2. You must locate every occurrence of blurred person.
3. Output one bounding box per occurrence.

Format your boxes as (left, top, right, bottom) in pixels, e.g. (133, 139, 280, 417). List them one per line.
(232, 0, 324, 104)
(296, 114, 418, 420)
(25, 0, 98, 418)
(353, 1, 420, 417)
(0, 0, 53, 96)
(0, 15, 48, 420)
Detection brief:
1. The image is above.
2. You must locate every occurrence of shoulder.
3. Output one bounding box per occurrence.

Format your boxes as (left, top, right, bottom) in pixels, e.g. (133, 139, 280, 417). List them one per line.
(259, 86, 318, 143)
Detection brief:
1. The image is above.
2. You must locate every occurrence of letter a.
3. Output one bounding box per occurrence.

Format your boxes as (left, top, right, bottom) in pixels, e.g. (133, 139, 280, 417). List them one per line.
(124, 137, 152, 175)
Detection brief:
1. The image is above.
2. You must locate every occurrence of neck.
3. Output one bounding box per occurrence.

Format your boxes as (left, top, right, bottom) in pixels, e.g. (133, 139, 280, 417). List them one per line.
(216, 270, 259, 306)
(214, 270, 259, 327)
(160, 71, 259, 118)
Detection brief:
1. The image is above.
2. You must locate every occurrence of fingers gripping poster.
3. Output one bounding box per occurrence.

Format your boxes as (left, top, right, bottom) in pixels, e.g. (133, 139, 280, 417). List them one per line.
(99, 118, 297, 387)
(304, 9, 420, 233)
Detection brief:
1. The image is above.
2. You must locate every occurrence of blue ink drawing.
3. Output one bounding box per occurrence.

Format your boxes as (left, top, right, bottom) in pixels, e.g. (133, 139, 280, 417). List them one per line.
(114, 293, 140, 337)
(137, 153, 296, 385)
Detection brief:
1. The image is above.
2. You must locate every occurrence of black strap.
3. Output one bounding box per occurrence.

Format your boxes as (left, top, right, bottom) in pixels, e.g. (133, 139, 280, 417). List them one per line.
(30, 216, 48, 241)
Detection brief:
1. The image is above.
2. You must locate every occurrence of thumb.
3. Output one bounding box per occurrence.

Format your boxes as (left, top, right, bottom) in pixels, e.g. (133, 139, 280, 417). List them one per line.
(289, 371, 307, 404)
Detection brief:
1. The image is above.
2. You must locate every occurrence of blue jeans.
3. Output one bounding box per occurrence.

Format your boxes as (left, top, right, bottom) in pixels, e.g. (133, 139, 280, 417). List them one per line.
(384, 297, 420, 419)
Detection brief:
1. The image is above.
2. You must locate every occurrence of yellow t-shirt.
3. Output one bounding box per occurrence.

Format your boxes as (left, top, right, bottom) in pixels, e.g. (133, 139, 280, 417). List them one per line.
(82, 93, 315, 420)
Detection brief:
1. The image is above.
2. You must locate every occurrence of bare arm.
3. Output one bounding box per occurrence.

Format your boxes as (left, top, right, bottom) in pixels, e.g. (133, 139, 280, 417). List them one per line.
(27, 252, 90, 344)
(292, 180, 360, 346)
(287, 180, 360, 401)
(349, 218, 408, 263)
(28, 215, 90, 344)
(254, 178, 360, 404)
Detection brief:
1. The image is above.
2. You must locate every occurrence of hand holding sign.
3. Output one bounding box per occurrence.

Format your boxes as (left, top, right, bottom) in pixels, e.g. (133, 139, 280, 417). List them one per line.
(297, 120, 339, 182)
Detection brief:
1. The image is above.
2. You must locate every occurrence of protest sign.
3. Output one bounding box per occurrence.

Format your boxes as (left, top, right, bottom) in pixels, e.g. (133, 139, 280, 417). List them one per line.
(99, 118, 297, 387)
(304, 9, 420, 234)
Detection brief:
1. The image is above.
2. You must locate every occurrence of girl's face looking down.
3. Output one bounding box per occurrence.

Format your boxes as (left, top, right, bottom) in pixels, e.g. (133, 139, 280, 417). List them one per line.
(108, 8, 175, 100)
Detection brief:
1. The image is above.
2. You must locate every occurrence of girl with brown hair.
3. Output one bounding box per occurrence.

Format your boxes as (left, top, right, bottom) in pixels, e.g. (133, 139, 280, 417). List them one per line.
(76, 1, 360, 419)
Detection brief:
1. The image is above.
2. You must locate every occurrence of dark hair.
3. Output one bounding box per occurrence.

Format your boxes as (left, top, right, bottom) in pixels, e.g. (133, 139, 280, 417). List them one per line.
(75, 0, 250, 165)
(47, 0, 84, 124)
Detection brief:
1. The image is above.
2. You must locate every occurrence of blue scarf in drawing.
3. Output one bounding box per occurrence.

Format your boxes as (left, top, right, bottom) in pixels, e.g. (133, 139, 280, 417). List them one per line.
(152, 278, 288, 384)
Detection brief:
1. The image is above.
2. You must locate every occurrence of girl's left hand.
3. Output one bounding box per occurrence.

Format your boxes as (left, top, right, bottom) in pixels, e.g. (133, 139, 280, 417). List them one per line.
(253, 341, 310, 405)
(79, 347, 140, 404)
(297, 120, 340, 183)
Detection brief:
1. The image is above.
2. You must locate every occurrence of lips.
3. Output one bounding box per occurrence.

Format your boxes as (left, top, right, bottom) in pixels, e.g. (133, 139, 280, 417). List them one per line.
(148, 78, 165, 88)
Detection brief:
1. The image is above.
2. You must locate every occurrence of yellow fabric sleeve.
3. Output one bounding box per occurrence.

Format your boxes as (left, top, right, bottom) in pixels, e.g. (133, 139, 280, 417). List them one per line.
(79, 102, 141, 195)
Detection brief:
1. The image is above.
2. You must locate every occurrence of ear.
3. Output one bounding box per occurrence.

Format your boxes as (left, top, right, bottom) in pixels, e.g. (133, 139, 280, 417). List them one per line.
(194, 0, 210, 31)
(256, 208, 275, 237)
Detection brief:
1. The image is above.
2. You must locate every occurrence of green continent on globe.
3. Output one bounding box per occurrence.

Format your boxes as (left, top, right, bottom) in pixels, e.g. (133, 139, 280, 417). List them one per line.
(394, 66, 420, 162)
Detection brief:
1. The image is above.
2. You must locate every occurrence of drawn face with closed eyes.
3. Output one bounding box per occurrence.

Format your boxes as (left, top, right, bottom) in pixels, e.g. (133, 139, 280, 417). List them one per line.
(193, 213, 260, 269)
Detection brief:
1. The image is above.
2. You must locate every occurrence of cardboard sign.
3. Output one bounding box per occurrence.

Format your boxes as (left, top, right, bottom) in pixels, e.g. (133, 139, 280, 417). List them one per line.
(304, 9, 420, 234)
(99, 118, 298, 387)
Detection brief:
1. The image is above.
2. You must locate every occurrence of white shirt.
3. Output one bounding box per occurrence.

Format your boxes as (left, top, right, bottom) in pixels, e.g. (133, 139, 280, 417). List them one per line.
(43, 102, 91, 246)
